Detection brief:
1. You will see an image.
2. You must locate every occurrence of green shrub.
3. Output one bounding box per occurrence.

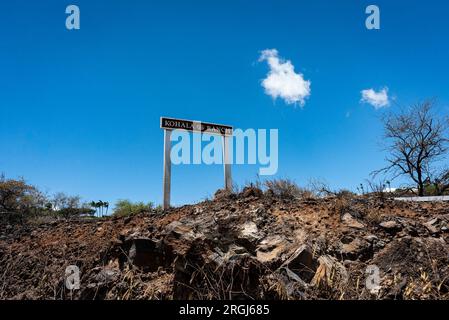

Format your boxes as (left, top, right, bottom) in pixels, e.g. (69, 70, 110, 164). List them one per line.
(1, 174, 96, 222)
(0, 174, 46, 218)
(112, 200, 153, 217)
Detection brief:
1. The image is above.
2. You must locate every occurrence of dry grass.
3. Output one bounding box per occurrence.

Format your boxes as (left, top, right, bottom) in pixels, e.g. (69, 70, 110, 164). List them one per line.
(264, 179, 314, 199)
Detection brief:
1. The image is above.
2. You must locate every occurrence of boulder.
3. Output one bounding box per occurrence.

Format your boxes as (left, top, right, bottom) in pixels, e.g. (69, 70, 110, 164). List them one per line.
(279, 244, 318, 283)
(423, 218, 440, 234)
(237, 222, 264, 251)
(256, 235, 289, 266)
(311, 255, 348, 290)
(379, 220, 401, 232)
(164, 221, 199, 242)
(341, 213, 365, 229)
(364, 234, 379, 243)
(240, 221, 259, 239)
(208, 245, 251, 266)
(340, 238, 371, 261)
(127, 238, 173, 271)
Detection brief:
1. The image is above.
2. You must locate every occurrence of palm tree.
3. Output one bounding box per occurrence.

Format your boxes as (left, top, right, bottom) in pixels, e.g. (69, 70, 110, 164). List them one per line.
(104, 201, 109, 216)
(89, 201, 98, 217)
(97, 200, 104, 217)
(89, 200, 110, 217)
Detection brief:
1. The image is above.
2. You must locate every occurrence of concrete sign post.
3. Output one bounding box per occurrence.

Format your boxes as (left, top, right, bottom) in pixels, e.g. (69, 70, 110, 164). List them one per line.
(160, 117, 233, 210)
(222, 135, 232, 190)
(162, 128, 172, 210)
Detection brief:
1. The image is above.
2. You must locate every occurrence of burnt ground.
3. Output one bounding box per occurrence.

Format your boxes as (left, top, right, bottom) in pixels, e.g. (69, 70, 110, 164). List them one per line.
(0, 188, 448, 300)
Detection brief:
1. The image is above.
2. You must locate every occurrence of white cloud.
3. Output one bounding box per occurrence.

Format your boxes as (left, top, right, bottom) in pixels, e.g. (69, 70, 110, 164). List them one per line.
(259, 49, 311, 106)
(360, 87, 390, 109)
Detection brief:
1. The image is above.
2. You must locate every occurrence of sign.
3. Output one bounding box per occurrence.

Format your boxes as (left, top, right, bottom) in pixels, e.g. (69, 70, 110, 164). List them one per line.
(160, 117, 233, 209)
(160, 117, 233, 136)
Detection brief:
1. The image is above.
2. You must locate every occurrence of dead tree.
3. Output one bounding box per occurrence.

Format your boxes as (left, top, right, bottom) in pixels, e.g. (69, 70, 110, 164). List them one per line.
(373, 100, 449, 196)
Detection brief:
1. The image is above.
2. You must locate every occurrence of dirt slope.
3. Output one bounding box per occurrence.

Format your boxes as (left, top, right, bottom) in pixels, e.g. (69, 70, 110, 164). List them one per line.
(1, 188, 448, 300)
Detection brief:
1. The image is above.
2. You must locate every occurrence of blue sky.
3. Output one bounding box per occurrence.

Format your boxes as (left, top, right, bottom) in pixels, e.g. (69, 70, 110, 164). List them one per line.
(1, 0, 449, 207)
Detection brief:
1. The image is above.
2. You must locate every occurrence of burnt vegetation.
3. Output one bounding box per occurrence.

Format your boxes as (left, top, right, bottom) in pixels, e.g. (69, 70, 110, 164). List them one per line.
(1, 184, 448, 300)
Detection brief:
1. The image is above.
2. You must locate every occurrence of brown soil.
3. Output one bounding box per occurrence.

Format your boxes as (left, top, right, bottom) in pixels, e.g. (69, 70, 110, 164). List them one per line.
(1, 189, 448, 300)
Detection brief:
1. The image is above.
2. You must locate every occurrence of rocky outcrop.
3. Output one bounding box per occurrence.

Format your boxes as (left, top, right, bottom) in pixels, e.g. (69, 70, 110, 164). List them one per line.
(0, 189, 448, 300)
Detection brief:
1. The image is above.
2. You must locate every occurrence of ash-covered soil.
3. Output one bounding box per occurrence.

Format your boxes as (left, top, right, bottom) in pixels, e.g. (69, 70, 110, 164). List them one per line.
(1, 188, 448, 300)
